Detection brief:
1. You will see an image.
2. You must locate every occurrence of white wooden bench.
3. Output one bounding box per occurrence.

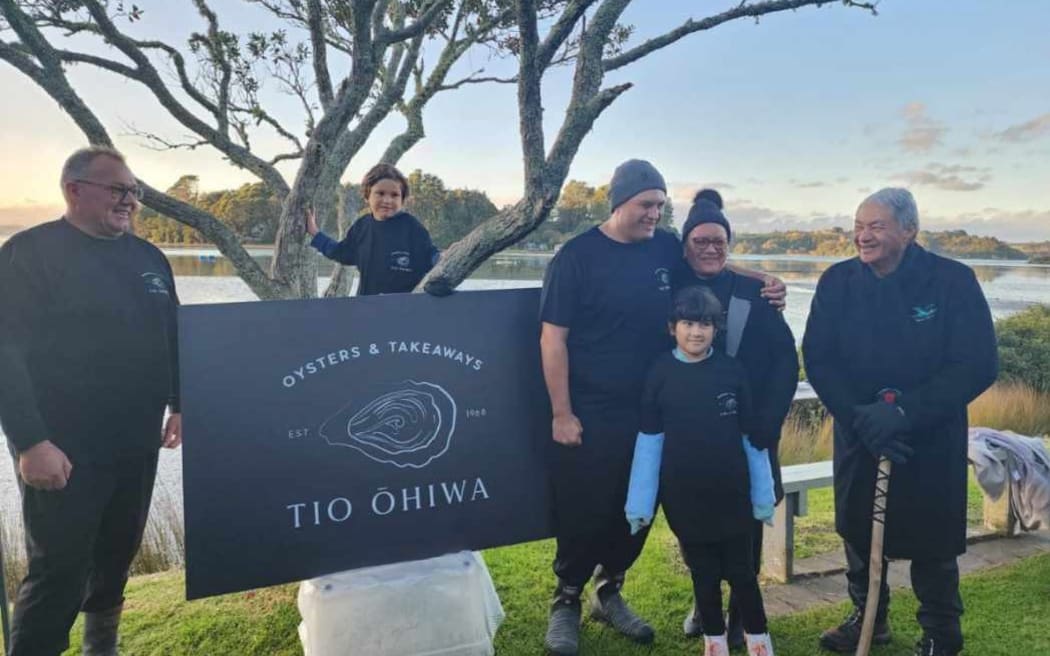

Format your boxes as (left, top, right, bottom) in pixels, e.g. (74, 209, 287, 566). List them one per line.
(761, 459, 834, 582)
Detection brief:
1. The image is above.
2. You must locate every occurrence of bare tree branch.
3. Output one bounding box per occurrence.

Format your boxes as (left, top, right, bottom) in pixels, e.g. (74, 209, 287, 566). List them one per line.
(270, 151, 305, 165)
(516, 0, 544, 193)
(536, 0, 596, 71)
(306, 0, 334, 109)
(603, 0, 878, 71)
(189, 0, 233, 136)
(76, 0, 290, 198)
(377, 0, 450, 45)
(55, 48, 140, 78)
(0, 2, 110, 144)
(229, 102, 305, 152)
(437, 72, 516, 91)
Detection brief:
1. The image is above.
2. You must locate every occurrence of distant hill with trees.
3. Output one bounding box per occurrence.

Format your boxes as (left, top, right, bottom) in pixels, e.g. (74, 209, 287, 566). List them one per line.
(732, 227, 1029, 260)
(1014, 241, 1050, 264)
(133, 170, 500, 249)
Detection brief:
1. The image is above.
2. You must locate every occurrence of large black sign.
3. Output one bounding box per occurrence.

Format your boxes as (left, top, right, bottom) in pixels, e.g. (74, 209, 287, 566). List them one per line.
(180, 289, 553, 599)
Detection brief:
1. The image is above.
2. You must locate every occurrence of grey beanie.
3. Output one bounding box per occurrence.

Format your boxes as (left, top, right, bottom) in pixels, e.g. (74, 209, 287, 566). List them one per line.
(608, 159, 666, 211)
(682, 198, 732, 242)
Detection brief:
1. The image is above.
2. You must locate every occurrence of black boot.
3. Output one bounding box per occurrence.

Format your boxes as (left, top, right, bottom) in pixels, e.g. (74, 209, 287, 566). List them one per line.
(913, 635, 961, 656)
(83, 605, 122, 656)
(589, 567, 654, 644)
(544, 582, 582, 656)
(818, 607, 892, 653)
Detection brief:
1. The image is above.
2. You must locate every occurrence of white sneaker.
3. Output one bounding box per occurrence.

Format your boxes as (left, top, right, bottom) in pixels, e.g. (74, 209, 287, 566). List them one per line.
(745, 632, 775, 656)
(703, 633, 730, 656)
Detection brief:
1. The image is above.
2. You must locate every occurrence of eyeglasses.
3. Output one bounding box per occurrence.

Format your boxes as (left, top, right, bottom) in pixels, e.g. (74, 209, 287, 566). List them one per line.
(690, 238, 728, 251)
(75, 179, 144, 203)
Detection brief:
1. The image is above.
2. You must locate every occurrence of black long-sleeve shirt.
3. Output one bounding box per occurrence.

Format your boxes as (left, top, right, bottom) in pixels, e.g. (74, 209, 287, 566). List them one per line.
(640, 350, 756, 542)
(310, 212, 438, 296)
(0, 219, 179, 461)
(672, 266, 799, 500)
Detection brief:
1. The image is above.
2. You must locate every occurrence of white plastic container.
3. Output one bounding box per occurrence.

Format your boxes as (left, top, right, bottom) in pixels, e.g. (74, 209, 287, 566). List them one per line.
(297, 552, 505, 656)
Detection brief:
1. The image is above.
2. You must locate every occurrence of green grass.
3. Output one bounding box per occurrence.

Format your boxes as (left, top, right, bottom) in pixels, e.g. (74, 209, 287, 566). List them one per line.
(41, 523, 1050, 656)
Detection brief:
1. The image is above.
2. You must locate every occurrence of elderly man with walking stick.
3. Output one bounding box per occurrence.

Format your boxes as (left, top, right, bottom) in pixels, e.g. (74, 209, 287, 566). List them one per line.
(802, 188, 998, 656)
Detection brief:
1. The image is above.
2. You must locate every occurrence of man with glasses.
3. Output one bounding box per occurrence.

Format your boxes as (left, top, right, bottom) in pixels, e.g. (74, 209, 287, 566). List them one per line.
(672, 191, 799, 649)
(0, 146, 181, 656)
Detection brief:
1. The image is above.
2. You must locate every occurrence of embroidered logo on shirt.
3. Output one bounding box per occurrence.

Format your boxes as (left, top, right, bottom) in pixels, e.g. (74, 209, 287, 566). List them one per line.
(389, 250, 413, 272)
(141, 272, 171, 296)
(654, 267, 671, 291)
(910, 304, 937, 322)
(716, 392, 738, 417)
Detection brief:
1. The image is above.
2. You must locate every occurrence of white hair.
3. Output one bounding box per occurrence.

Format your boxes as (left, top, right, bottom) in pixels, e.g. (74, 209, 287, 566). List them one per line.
(861, 187, 919, 232)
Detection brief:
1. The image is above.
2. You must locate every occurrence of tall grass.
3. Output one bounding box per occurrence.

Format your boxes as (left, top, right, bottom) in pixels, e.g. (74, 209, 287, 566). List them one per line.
(2, 510, 26, 604)
(778, 401, 834, 466)
(968, 382, 1050, 437)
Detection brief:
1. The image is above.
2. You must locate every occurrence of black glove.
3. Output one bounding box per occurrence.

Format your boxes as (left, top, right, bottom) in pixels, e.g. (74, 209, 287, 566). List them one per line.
(852, 402, 913, 463)
(423, 277, 455, 297)
(877, 438, 914, 464)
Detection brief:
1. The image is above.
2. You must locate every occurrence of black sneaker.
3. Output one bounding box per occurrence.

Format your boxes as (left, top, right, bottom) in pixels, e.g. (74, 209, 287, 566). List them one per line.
(589, 590, 655, 644)
(818, 607, 892, 653)
(913, 636, 961, 656)
(544, 596, 582, 656)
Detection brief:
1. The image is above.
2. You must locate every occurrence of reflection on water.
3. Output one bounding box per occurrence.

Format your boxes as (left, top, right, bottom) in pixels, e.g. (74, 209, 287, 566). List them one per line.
(162, 249, 1050, 336)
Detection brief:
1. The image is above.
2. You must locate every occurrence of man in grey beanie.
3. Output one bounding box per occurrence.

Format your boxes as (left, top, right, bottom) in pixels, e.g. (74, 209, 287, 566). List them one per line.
(607, 159, 667, 213)
(538, 158, 677, 654)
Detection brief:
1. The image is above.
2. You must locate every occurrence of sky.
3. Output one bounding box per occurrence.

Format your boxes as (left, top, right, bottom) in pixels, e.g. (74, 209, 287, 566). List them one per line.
(0, 0, 1048, 241)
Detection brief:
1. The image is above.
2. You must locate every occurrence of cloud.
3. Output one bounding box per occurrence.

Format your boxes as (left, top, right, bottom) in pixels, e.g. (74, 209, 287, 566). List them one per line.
(922, 209, 1050, 242)
(891, 162, 991, 192)
(788, 179, 827, 189)
(723, 200, 850, 233)
(994, 112, 1050, 143)
(722, 201, 1050, 243)
(898, 102, 947, 153)
(901, 102, 927, 120)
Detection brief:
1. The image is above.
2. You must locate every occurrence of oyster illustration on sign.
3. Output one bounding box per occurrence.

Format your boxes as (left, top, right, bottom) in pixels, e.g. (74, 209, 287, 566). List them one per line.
(319, 380, 457, 469)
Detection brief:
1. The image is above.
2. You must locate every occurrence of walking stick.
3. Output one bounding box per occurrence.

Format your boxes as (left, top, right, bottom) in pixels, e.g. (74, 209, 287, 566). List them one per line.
(856, 456, 892, 656)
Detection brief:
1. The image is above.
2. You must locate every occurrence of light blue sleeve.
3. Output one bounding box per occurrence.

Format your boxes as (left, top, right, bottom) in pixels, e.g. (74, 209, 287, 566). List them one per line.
(744, 435, 776, 525)
(624, 432, 664, 535)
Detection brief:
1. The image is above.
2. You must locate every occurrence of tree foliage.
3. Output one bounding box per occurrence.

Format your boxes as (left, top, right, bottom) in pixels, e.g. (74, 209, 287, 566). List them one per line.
(995, 304, 1050, 393)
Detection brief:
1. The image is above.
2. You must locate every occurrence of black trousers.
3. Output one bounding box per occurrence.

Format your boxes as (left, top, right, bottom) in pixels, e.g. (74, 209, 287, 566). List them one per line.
(726, 518, 764, 629)
(549, 419, 649, 590)
(8, 449, 159, 656)
(681, 532, 768, 636)
(844, 539, 964, 651)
